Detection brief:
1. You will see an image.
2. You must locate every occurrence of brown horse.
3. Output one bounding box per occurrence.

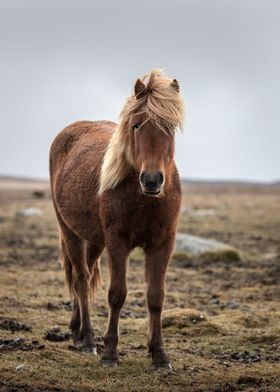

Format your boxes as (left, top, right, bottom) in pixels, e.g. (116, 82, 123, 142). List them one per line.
(49, 69, 184, 369)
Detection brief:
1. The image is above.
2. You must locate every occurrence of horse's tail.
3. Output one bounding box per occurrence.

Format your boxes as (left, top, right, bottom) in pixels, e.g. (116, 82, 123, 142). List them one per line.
(59, 231, 102, 299)
(59, 232, 74, 297)
(90, 257, 102, 301)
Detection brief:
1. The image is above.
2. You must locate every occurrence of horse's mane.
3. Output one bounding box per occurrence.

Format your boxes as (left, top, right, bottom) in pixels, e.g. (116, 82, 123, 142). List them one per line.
(99, 69, 185, 194)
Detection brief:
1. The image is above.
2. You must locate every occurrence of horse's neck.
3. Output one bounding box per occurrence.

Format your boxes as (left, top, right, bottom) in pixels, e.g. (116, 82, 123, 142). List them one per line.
(99, 127, 134, 194)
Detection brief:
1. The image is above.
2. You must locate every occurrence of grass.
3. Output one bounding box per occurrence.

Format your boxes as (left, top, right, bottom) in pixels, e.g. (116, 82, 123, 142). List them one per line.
(0, 181, 280, 391)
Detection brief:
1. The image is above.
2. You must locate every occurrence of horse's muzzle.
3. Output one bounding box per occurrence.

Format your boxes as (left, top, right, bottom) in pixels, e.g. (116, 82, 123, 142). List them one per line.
(140, 171, 164, 196)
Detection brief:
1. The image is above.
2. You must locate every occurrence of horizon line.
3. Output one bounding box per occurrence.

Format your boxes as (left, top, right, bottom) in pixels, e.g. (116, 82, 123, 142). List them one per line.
(0, 173, 279, 186)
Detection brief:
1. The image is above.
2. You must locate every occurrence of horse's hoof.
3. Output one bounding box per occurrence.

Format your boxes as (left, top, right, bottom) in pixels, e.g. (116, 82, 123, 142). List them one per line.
(101, 359, 118, 368)
(82, 346, 97, 355)
(72, 335, 82, 346)
(154, 362, 173, 372)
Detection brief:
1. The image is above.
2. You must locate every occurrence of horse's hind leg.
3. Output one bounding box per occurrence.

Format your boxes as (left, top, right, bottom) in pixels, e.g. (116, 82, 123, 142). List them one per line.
(145, 238, 174, 370)
(61, 227, 96, 353)
(69, 298, 81, 345)
(86, 242, 104, 299)
(60, 238, 81, 344)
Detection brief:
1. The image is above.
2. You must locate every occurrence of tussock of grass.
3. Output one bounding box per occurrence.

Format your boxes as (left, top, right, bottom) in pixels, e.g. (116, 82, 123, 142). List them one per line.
(172, 248, 242, 268)
(198, 248, 241, 264)
(162, 308, 221, 336)
(172, 251, 195, 267)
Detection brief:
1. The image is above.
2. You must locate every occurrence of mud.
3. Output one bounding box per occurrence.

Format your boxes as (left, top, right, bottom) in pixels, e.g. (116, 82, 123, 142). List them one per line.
(0, 318, 32, 332)
(0, 338, 45, 352)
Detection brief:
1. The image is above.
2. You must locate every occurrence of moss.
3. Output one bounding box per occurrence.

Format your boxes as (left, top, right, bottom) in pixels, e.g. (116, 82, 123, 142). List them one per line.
(198, 248, 241, 265)
(171, 251, 195, 267)
(162, 308, 222, 337)
(129, 247, 144, 263)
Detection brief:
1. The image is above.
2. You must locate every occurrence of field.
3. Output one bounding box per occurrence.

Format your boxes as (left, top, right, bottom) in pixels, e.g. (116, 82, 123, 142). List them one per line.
(0, 178, 279, 391)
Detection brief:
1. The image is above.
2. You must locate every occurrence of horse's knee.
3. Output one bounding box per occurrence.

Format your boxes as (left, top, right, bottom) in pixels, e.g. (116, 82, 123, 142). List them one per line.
(108, 284, 127, 309)
(72, 269, 91, 294)
(147, 290, 164, 314)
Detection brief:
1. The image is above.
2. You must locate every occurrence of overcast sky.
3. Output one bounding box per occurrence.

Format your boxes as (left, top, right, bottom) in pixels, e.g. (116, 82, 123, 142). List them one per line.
(0, 0, 279, 182)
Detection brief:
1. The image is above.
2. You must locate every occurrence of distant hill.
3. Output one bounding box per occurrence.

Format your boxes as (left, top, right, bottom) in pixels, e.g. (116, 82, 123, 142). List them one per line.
(181, 178, 280, 187)
(0, 175, 49, 190)
(0, 175, 48, 183)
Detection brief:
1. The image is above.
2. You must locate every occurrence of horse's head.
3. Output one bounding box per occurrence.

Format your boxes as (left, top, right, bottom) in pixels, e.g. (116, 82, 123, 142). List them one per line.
(130, 74, 184, 196)
(130, 112, 174, 196)
(99, 69, 184, 196)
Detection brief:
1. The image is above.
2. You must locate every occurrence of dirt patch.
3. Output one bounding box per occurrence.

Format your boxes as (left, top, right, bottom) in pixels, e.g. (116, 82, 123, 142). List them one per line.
(43, 326, 71, 342)
(0, 338, 45, 352)
(0, 318, 32, 332)
(236, 375, 263, 387)
(214, 350, 280, 364)
(45, 301, 73, 311)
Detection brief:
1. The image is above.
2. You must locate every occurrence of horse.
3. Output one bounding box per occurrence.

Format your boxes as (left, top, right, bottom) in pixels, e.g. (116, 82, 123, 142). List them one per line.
(49, 69, 184, 369)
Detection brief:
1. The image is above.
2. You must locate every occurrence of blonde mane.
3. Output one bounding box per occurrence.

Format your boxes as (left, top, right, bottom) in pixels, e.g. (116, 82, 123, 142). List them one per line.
(99, 69, 185, 194)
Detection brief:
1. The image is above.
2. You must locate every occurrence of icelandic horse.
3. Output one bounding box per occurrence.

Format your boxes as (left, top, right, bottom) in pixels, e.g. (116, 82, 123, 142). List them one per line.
(49, 69, 184, 369)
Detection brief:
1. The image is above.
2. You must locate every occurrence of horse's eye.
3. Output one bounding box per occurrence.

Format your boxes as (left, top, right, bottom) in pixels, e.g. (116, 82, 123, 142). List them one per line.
(133, 123, 140, 130)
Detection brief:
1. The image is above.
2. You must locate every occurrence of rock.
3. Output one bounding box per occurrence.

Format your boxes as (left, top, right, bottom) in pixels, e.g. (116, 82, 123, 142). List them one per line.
(173, 233, 241, 266)
(16, 207, 43, 217)
(176, 233, 235, 256)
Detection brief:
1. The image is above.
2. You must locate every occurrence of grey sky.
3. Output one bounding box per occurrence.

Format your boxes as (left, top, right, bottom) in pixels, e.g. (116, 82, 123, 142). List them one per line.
(0, 0, 279, 181)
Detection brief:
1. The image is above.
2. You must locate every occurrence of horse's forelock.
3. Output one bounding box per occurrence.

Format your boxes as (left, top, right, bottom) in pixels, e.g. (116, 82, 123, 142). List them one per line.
(122, 69, 184, 135)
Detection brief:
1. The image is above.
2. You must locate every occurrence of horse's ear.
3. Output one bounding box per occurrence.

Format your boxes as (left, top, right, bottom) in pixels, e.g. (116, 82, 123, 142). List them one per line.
(171, 79, 180, 93)
(134, 78, 146, 99)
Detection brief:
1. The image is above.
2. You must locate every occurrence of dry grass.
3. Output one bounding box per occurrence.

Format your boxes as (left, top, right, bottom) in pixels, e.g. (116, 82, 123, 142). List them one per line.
(0, 180, 279, 391)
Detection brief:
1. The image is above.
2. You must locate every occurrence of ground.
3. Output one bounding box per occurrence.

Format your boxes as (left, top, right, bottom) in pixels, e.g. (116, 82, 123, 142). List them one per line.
(0, 178, 279, 392)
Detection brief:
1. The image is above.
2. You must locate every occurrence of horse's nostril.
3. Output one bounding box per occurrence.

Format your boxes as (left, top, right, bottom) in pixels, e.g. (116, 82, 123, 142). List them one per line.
(146, 180, 157, 188)
(157, 172, 164, 185)
(140, 172, 146, 184)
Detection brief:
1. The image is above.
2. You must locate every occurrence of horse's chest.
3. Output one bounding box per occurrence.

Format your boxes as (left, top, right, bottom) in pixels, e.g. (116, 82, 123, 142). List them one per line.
(101, 195, 178, 250)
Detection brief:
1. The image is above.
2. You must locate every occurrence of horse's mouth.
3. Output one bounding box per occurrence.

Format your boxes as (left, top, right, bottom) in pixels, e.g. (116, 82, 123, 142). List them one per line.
(143, 189, 161, 196)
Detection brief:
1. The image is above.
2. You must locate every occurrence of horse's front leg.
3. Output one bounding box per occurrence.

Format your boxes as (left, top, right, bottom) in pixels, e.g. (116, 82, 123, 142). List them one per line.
(145, 237, 175, 370)
(101, 238, 129, 367)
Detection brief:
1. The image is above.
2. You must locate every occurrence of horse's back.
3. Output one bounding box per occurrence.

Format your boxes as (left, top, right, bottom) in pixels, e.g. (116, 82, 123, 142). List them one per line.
(50, 120, 115, 177)
(50, 120, 116, 240)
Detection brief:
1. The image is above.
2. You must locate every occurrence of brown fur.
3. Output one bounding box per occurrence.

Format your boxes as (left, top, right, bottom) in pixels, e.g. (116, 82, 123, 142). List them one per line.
(49, 70, 184, 367)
